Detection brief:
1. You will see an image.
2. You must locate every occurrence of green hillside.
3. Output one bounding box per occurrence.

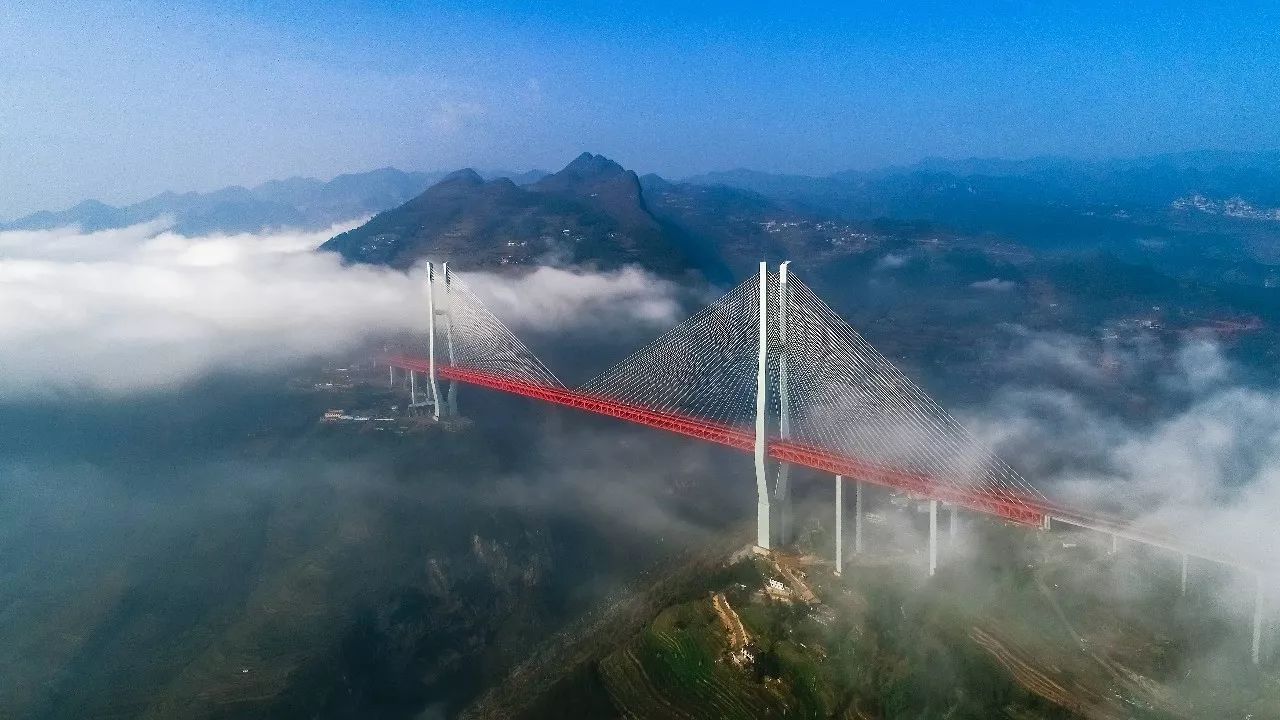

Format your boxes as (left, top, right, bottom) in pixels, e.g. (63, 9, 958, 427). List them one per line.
(482, 502, 1279, 720)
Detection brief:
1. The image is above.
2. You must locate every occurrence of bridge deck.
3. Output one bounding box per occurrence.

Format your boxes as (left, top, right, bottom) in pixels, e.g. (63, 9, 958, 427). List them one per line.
(388, 356, 1253, 572)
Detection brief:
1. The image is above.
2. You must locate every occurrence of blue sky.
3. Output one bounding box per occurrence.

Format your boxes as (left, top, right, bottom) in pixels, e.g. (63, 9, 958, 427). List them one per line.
(2, 1, 1278, 218)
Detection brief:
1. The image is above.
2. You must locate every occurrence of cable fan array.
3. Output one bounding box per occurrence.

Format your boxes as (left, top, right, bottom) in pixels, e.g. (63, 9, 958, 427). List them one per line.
(438, 272, 563, 388)
(779, 275, 1045, 506)
(580, 271, 774, 429)
(419, 266, 1042, 514)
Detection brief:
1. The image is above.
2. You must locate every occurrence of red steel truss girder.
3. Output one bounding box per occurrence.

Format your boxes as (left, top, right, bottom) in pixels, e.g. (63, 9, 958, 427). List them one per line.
(443, 364, 756, 451)
(387, 357, 1046, 526)
(388, 357, 755, 450)
(768, 441, 1045, 526)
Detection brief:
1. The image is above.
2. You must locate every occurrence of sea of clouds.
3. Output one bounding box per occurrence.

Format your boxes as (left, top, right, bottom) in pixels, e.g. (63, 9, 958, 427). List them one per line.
(0, 219, 679, 397)
(970, 327, 1279, 593)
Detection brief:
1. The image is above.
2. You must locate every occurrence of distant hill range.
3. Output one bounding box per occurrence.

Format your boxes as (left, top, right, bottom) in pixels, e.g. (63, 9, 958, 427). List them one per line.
(318, 149, 1280, 282)
(687, 150, 1280, 207)
(14, 148, 1280, 282)
(683, 150, 1280, 237)
(1, 168, 549, 235)
(320, 153, 872, 280)
(14, 149, 1280, 241)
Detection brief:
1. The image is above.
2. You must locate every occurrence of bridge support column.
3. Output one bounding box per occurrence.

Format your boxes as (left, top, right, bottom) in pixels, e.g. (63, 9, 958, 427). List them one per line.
(441, 262, 459, 417)
(773, 262, 793, 546)
(754, 264, 772, 551)
(834, 476, 843, 575)
(854, 480, 864, 555)
(1180, 554, 1188, 597)
(409, 371, 417, 407)
(948, 504, 957, 548)
(1110, 534, 1118, 555)
(1253, 575, 1265, 666)
(928, 499, 938, 576)
(425, 263, 443, 421)
(389, 365, 394, 388)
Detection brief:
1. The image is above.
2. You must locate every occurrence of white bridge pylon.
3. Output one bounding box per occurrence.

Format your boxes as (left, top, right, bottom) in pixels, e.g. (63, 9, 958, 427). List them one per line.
(747, 260, 1039, 556)
(753, 260, 795, 551)
(391, 259, 561, 417)
(396, 262, 450, 419)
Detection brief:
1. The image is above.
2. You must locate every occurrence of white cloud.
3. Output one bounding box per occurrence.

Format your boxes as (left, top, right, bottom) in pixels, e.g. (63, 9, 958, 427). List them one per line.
(990, 323, 1168, 389)
(970, 277, 1015, 291)
(994, 325, 1113, 385)
(1168, 337, 1230, 394)
(1075, 386, 1280, 573)
(462, 266, 680, 333)
(0, 221, 678, 398)
(973, 334, 1280, 583)
(875, 253, 908, 270)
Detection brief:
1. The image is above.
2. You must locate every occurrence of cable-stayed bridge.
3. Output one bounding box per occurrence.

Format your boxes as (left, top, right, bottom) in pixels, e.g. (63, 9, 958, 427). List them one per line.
(387, 261, 1269, 664)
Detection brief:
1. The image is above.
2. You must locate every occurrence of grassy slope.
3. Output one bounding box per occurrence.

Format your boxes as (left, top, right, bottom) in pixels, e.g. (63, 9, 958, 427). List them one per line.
(521, 505, 1280, 720)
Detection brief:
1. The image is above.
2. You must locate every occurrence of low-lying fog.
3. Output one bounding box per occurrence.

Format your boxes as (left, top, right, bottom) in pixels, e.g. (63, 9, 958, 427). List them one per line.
(1, 221, 1275, 717)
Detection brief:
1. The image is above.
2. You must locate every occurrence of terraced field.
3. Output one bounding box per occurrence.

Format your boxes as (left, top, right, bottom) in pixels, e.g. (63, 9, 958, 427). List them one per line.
(600, 603, 792, 719)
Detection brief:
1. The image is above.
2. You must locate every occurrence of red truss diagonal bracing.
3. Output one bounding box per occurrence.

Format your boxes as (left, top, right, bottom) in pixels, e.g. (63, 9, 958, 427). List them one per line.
(767, 440, 1044, 526)
(390, 357, 755, 451)
(387, 358, 1049, 526)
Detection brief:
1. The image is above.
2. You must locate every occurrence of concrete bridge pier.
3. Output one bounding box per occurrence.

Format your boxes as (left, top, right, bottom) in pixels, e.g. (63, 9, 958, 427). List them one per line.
(834, 475, 843, 575)
(854, 480, 864, 555)
(753, 265, 772, 550)
(773, 261, 793, 547)
(1180, 554, 1188, 596)
(425, 263, 442, 421)
(440, 262, 459, 417)
(928, 499, 938, 576)
(770, 495, 792, 547)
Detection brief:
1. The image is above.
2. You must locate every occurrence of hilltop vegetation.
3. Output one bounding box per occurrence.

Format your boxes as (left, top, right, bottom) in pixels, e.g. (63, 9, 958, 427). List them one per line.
(474, 498, 1279, 720)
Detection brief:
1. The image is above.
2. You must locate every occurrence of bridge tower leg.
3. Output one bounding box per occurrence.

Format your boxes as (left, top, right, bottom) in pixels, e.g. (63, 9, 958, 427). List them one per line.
(928, 500, 938, 576)
(854, 480, 864, 555)
(425, 263, 443, 421)
(774, 261, 793, 546)
(1253, 575, 1265, 666)
(410, 370, 418, 407)
(754, 263, 773, 551)
(834, 475, 843, 575)
(948, 504, 958, 548)
(389, 365, 394, 388)
(441, 262, 459, 417)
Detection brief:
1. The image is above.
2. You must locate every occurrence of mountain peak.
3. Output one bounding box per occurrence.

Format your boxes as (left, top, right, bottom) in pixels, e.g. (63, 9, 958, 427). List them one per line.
(70, 198, 116, 212)
(437, 168, 485, 186)
(559, 152, 627, 180)
(530, 153, 658, 234)
(534, 153, 634, 194)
